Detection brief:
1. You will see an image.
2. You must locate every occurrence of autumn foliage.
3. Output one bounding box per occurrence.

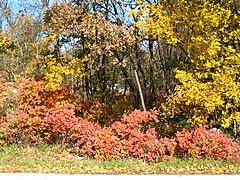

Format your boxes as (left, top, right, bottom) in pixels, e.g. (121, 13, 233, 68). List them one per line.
(136, 0, 240, 131)
(0, 76, 239, 162)
(1, 75, 77, 144)
(1, 0, 240, 165)
(175, 126, 240, 161)
(72, 110, 176, 161)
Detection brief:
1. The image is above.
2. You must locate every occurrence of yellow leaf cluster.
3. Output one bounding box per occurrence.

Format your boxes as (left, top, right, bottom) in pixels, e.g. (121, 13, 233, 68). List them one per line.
(45, 55, 87, 91)
(0, 32, 11, 52)
(136, 0, 240, 129)
(134, 3, 178, 44)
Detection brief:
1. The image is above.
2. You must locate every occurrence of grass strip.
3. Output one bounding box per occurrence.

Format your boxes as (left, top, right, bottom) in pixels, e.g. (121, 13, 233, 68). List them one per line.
(0, 144, 239, 174)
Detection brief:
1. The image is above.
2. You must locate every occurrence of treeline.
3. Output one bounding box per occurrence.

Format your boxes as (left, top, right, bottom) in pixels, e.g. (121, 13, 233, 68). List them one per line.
(1, 0, 240, 138)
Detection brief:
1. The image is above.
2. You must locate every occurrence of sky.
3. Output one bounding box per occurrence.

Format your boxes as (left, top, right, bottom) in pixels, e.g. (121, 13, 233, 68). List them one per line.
(1, 0, 133, 31)
(8, 0, 56, 14)
(1, 0, 56, 30)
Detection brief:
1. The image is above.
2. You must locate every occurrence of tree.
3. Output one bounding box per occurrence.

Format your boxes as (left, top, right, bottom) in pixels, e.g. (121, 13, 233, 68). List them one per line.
(0, 0, 11, 31)
(43, 1, 134, 96)
(0, 0, 51, 80)
(136, 0, 240, 135)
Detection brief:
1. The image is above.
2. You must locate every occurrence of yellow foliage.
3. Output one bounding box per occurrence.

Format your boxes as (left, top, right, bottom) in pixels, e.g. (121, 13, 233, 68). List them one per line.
(135, 0, 240, 129)
(0, 32, 11, 52)
(45, 55, 88, 91)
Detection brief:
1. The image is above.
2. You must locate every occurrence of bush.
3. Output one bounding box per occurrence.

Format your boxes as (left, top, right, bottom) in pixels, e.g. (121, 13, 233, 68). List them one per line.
(0, 71, 18, 118)
(4, 75, 81, 145)
(71, 119, 101, 149)
(1, 74, 239, 162)
(175, 126, 240, 161)
(77, 127, 122, 160)
(72, 109, 176, 162)
(0, 72, 18, 145)
(76, 98, 119, 126)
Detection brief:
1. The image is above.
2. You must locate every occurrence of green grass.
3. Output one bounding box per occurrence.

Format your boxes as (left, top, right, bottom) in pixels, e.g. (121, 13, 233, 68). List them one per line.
(0, 144, 239, 174)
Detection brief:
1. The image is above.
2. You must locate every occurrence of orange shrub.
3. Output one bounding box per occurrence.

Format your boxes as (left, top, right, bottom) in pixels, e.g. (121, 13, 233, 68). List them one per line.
(7, 75, 80, 144)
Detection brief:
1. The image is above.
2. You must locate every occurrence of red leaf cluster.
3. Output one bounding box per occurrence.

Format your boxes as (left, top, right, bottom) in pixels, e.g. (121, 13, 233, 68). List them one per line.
(175, 126, 240, 161)
(72, 109, 176, 162)
(5, 76, 80, 144)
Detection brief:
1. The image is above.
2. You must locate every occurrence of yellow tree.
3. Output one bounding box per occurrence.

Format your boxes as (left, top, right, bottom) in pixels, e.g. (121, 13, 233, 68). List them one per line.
(135, 0, 240, 134)
(0, 32, 10, 52)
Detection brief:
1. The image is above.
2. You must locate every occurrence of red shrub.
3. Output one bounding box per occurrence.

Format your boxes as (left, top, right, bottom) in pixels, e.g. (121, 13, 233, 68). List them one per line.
(2, 74, 239, 162)
(0, 72, 19, 145)
(42, 103, 80, 143)
(71, 119, 101, 147)
(76, 98, 119, 126)
(78, 127, 123, 160)
(71, 109, 176, 161)
(175, 126, 240, 161)
(121, 109, 159, 129)
(109, 110, 176, 162)
(13, 102, 81, 144)
(7, 76, 81, 144)
(122, 128, 176, 161)
(71, 119, 122, 160)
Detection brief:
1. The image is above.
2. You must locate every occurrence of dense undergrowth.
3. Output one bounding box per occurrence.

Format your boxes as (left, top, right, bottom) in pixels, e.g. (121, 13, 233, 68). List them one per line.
(0, 75, 240, 163)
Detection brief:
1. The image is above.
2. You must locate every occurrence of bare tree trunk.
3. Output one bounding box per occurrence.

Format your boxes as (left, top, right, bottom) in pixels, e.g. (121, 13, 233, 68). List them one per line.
(134, 70, 146, 111)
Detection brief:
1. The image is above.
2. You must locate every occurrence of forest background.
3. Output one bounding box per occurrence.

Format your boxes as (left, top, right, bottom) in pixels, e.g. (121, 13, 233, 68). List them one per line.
(0, 0, 240, 162)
